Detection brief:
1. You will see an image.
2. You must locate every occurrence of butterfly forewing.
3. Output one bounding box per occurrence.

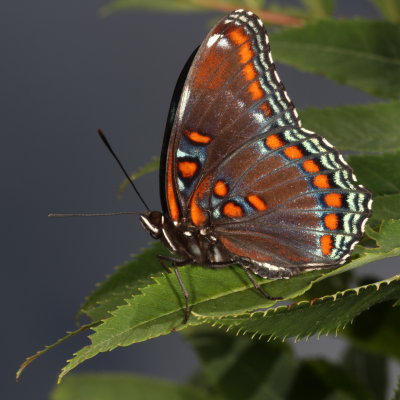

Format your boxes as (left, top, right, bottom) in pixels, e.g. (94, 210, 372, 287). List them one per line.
(162, 9, 372, 276)
(165, 10, 297, 220)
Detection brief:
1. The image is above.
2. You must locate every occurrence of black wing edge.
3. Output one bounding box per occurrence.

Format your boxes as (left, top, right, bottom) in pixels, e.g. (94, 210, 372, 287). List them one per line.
(159, 46, 199, 213)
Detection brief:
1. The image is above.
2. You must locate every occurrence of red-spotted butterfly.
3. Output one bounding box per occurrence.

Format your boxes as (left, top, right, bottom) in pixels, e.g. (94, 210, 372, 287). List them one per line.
(136, 10, 372, 321)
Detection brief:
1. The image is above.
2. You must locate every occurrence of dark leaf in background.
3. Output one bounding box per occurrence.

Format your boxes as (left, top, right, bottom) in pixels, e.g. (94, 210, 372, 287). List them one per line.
(300, 102, 400, 153)
(342, 345, 387, 400)
(344, 300, 400, 361)
(370, 194, 400, 225)
(184, 328, 299, 400)
(349, 151, 400, 196)
(287, 359, 372, 400)
(272, 20, 400, 98)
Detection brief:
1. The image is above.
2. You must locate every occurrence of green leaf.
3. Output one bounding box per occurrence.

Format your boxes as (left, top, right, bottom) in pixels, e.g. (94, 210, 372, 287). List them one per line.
(271, 20, 400, 98)
(300, 0, 335, 17)
(344, 300, 400, 360)
(293, 271, 353, 301)
(16, 322, 98, 382)
(118, 156, 159, 199)
(349, 151, 400, 196)
(184, 328, 299, 400)
(364, 220, 400, 253)
(300, 102, 400, 153)
(79, 242, 169, 321)
(370, 0, 400, 22)
(51, 373, 209, 400)
(55, 218, 400, 380)
(100, 0, 207, 16)
(199, 275, 400, 342)
(347, 151, 400, 225)
(370, 194, 400, 225)
(58, 266, 326, 381)
(342, 345, 388, 400)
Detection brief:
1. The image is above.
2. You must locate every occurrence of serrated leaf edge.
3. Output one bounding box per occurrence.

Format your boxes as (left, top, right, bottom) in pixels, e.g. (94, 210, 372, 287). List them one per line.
(195, 275, 400, 342)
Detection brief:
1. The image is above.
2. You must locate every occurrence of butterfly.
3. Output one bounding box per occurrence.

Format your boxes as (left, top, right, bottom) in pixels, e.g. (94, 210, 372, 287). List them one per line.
(139, 9, 372, 321)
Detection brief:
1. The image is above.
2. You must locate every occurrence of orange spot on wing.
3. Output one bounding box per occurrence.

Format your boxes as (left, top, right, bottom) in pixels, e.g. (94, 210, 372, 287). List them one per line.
(223, 202, 243, 218)
(178, 161, 197, 178)
(228, 27, 248, 45)
(166, 155, 179, 221)
(321, 234, 333, 256)
(325, 193, 342, 208)
(191, 199, 207, 226)
(314, 174, 330, 188)
(303, 160, 320, 173)
(260, 103, 272, 116)
(243, 63, 256, 81)
(248, 81, 263, 100)
(214, 180, 228, 197)
(247, 195, 268, 211)
(265, 134, 284, 149)
(239, 42, 254, 64)
(324, 213, 339, 230)
(190, 176, 211, 226)
(184, 130, 212, 144)
(284, 146, 304, 159)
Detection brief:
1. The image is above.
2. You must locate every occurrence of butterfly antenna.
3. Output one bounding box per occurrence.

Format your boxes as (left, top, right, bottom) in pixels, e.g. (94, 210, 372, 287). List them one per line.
(97, 129, 150, 212)
(48, 211, 140, 218)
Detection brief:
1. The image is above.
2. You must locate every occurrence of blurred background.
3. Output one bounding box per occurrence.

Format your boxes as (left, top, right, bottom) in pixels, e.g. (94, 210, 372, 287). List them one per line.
(1, 1, 398, 399)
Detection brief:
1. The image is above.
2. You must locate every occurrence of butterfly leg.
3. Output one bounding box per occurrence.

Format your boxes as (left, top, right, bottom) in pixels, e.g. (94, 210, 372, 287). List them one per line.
(157, 255, 191, 324)
(240, 266, 282, 301)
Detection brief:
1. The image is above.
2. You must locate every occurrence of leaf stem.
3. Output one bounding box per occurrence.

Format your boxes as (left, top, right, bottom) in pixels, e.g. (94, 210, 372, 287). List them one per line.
(16, 321, 100, 382)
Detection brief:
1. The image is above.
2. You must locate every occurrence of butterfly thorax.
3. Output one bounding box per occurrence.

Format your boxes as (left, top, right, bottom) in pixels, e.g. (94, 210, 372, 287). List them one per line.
(140, 211, 232, 265)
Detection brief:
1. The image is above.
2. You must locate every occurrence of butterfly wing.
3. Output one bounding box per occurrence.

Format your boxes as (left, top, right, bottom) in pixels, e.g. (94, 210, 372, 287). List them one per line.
(161, 9, 372, 274)
(162, 9, 295, 224)
(210, 130, 372, 272)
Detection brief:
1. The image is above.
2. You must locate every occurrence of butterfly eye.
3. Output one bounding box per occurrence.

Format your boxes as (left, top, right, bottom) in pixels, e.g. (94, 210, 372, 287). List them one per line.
(149, 211, 163, 227)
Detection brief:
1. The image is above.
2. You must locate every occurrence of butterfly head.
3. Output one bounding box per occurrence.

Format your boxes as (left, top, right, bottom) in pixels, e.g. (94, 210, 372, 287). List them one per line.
(140, 211, 163, 239)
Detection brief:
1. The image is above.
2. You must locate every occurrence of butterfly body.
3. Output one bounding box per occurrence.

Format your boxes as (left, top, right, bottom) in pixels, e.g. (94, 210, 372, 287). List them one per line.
(141, 212, 310, 279)
(142, 9, 372, 285)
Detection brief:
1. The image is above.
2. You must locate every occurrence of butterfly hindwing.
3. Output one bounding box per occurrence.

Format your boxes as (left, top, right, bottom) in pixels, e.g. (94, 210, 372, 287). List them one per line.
(211, 127, 372, 269)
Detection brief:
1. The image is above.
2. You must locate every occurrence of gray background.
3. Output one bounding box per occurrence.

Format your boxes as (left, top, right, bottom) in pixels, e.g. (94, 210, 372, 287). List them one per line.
(1, 1, 398, 399)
